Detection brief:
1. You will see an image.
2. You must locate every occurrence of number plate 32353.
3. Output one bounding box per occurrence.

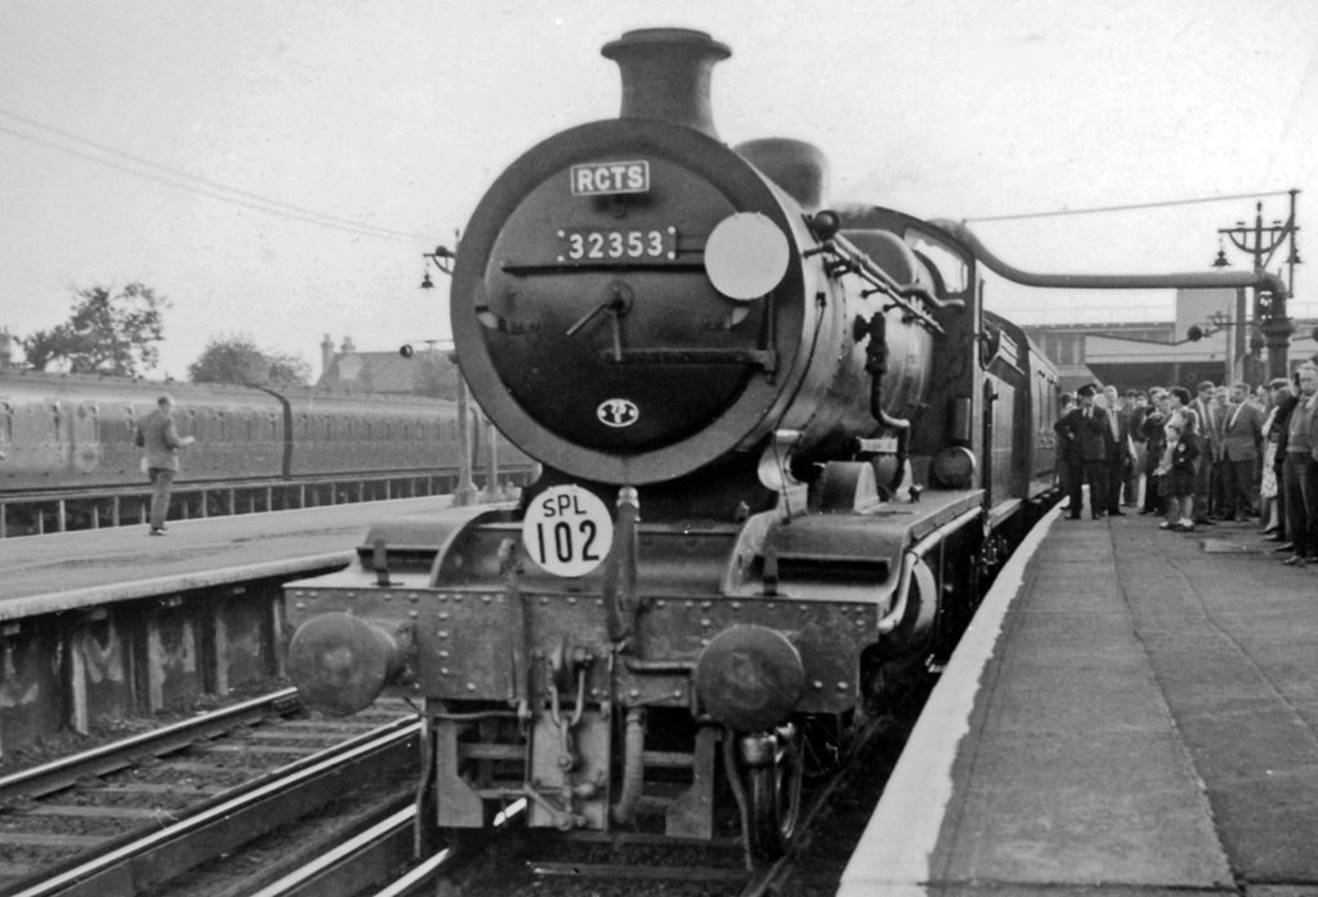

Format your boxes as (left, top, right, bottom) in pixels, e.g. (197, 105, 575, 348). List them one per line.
(557, 227, 676, 263)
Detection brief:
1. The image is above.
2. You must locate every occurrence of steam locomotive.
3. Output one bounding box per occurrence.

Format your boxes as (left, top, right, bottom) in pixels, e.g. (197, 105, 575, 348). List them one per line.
(283, 28, 1287, 863)
(0, 370, 530, 531)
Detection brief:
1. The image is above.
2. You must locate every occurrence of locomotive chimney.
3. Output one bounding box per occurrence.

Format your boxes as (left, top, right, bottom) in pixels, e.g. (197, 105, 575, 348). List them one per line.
(602, 28, 730, 139)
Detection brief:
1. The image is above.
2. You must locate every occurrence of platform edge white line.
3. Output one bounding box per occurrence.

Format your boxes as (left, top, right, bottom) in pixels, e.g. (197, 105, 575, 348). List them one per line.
(836, 503, 1061, 897)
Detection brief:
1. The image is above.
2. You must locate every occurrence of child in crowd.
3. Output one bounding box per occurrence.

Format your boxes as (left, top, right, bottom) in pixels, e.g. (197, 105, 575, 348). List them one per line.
(1157, 418, 1199, 532)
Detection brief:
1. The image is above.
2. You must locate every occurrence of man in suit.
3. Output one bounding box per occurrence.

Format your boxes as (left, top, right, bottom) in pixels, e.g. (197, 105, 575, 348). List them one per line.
(1190, 380, 1219, 525)
(1219, 382, 1264, 521)
(1055, 383, 1111, 519)
(1100, 385, 1135, 515)
(1282, 365, 1318, 565)
(1268, 377, 1299, 546)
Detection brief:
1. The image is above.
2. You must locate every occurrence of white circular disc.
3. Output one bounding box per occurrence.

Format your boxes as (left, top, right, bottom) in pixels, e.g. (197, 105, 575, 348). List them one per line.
(521, 485, 614, 577)
(704, 212, 790, 300)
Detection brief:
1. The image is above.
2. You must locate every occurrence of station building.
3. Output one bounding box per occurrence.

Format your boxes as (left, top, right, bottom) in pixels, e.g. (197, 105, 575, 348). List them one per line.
(315, 334, 460, 397)
(1018, 288, 1316, 393)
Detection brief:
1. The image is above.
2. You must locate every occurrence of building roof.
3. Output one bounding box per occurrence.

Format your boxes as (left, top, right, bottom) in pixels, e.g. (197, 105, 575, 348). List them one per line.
(316, 347, 459, 396)
(318, 351, 415, 393)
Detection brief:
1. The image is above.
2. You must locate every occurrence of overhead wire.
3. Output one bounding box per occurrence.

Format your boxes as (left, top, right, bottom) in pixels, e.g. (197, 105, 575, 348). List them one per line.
(964, 189, 1297, 223)
(0, 108, 419, 242)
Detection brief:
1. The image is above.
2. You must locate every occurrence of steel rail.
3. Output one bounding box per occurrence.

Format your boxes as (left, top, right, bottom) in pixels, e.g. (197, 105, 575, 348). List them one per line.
(7, 719, 422, 897)
(248, 798, 527, 897)
(0, 687, 301, 803)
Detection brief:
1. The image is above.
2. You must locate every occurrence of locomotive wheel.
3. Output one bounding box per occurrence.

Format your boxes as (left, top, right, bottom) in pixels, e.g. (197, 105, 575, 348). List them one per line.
(745, 723, 803, 860)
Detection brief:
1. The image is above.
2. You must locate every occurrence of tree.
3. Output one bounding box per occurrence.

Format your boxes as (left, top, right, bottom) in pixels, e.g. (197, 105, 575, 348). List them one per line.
(188, 334, 311, 388)
(23, 282, 168, 375)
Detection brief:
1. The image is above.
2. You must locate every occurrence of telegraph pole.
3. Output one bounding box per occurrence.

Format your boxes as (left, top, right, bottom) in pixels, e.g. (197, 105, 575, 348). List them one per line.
(1214, 190, 1301, 380)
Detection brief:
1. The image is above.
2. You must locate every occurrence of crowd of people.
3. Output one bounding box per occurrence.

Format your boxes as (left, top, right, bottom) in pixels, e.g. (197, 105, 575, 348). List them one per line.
(1054, 368, 1318, 566)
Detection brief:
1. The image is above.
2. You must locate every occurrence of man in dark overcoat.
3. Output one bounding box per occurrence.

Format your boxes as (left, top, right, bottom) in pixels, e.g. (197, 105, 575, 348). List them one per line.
(1055, 383, 1111, 519)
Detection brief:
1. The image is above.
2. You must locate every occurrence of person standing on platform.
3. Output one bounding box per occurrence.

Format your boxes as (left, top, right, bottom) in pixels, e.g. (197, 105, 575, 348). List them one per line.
(1159, 387, 1198, 523)
(1101, 385, 1133, 516)
(1140, 388, 1168, 516)
(1281, 366, 1318, 566)
(1125, 389, 1148, 507)
(1056, 383, 1110, 519)
(1208, 386, 1233, 518)
(1189, 381, 1218, 525)
(1262, 377, 1297, 542)
(1054, 392, 1078, 510)
(137, 394, 196, 536)
(1157, 416, 1199, 532)
(1220, 382, 1264, 521)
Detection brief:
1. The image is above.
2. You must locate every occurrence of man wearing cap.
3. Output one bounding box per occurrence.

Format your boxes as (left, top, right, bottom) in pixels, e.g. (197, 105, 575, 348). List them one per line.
(1055, 383, 1110, 519)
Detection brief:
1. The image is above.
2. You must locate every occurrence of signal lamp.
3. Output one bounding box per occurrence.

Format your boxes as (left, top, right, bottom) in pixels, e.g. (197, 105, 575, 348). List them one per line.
(1187, 325, 1204, 342)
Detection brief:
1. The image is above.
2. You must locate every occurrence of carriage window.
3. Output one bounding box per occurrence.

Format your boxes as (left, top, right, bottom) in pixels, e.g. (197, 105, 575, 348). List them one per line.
(0, 402, 12, 445)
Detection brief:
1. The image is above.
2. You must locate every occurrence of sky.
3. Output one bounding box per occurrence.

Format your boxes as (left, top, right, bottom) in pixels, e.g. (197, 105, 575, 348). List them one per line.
(1, 0, 1314, 380)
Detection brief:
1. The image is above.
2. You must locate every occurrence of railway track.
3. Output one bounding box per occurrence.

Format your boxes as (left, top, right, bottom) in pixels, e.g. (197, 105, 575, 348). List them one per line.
(433, 680, 934, 897)
(0, 685, 930, 896)
(240, 799, 527, 897)
(0, 692, 420, 896)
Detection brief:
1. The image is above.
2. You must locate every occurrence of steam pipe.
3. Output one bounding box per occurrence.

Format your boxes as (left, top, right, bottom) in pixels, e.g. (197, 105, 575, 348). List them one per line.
(931, 219, 1290, 298)
(610, 708, 646, 825)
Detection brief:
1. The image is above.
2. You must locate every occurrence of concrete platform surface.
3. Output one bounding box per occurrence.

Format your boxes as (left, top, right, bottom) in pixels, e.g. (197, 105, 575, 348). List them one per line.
(0, 496, 501, 616)
(840, 507, 1318, 896)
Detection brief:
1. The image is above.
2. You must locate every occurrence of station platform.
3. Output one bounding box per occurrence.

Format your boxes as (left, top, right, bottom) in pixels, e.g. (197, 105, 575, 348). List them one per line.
(0, 495, 498, 617)
(840, 506, 1318, 896)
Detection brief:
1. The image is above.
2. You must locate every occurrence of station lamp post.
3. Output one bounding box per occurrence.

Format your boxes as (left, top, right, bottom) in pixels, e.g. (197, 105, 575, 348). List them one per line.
(415, 243, 478, 506)
(1210, 190, 1301, 380)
